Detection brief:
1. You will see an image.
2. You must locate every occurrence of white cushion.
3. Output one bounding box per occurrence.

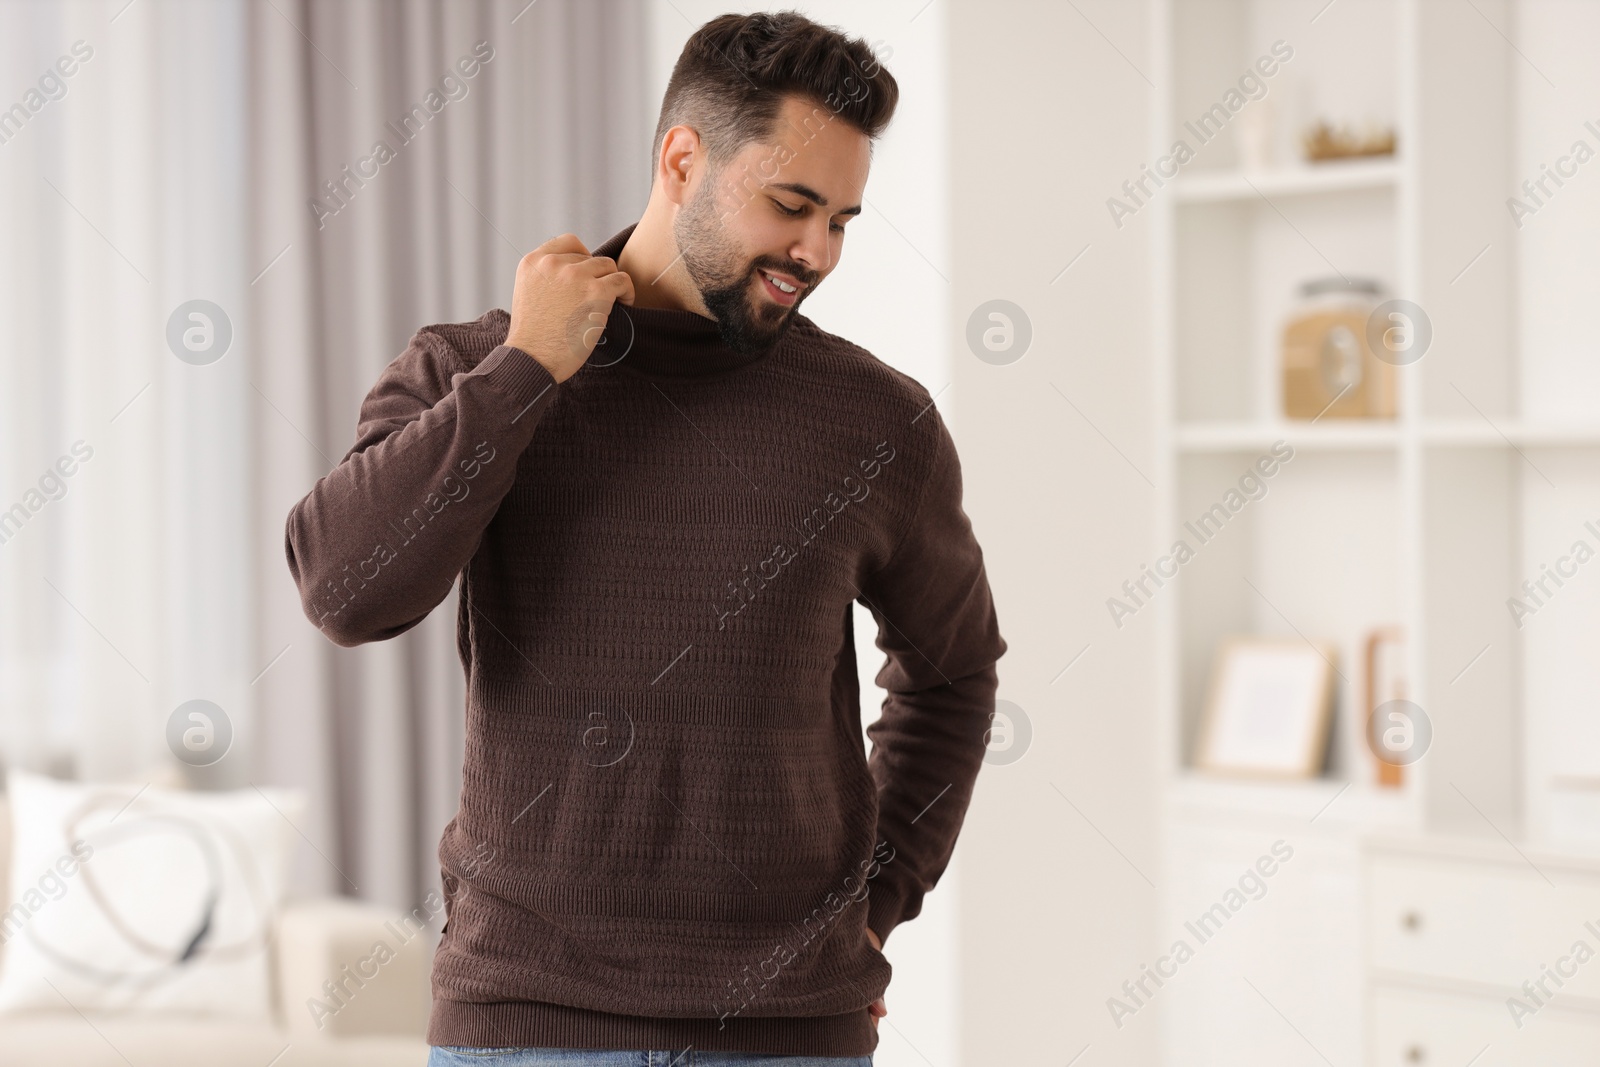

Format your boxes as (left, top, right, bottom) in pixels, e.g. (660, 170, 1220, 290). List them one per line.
(0, 771, 302, 1021)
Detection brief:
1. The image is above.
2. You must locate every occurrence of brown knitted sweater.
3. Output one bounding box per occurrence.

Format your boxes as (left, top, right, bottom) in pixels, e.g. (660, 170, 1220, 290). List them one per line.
(283, 223, 1007, 1056)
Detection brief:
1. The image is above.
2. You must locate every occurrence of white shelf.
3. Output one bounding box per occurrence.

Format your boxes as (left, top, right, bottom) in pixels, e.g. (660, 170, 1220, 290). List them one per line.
(1421, 421, 1600, 447)
(1175, 420, 1399, 451)
(1173, 158, 1401, 204)
(1166, 771, 1418, 829)
(1174, 420, 1600, 451)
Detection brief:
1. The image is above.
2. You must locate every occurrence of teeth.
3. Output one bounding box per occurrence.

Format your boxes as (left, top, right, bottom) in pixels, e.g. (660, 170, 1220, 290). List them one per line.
(763, 271, 797, 294)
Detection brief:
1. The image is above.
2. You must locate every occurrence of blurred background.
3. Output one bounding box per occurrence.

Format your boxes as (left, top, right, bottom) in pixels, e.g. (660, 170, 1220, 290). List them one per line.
(0, 0, 1595, 1064)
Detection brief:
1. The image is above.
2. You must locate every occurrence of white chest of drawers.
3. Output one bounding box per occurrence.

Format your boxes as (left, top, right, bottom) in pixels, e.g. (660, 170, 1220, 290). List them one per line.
(1366, 835, 1600, 1065)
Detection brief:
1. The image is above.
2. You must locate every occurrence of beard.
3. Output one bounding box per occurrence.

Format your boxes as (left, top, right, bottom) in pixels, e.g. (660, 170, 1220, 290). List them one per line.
(673, 174, 816, 357)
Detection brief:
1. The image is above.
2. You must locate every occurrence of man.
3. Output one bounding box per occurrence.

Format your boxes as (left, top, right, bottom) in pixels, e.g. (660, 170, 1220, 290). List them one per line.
(285, 10, 1006, 1065)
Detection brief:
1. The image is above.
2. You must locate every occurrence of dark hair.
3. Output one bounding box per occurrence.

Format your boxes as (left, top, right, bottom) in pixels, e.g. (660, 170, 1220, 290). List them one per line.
(651, 11, 898, 172)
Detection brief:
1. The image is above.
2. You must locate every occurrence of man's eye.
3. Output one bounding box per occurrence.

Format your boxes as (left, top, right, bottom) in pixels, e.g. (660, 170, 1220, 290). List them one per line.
(773, 197, 844, 232)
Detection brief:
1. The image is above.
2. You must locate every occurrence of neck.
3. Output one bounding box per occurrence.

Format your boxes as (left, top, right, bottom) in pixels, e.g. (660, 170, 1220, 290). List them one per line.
(617, 202, 708, 316)
(583, 223, 781, 380)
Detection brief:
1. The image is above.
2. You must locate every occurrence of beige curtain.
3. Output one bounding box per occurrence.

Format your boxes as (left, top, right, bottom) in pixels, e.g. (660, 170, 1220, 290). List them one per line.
(248, 0, 651, 909)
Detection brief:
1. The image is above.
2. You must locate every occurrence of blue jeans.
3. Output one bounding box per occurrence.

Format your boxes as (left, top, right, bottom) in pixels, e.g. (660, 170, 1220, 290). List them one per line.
(426, 1050, 871, 1066)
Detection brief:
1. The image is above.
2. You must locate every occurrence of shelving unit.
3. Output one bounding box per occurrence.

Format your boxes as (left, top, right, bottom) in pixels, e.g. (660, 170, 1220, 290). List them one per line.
(1143, 1, 1588, 1063)
(1153, 0, 1430, 830)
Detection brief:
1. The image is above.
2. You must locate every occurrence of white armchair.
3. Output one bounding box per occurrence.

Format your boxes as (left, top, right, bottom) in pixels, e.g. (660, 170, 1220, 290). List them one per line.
(0, 797, 433, 1067)
(277, 897, 434, 1043)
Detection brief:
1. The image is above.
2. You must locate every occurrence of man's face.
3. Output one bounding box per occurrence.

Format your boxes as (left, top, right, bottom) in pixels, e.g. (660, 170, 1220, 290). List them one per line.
(673, 94, 872, 355)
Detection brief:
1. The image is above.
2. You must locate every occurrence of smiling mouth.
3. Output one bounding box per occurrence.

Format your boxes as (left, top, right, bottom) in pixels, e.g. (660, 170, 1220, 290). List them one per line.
(756, 268, 805, 307)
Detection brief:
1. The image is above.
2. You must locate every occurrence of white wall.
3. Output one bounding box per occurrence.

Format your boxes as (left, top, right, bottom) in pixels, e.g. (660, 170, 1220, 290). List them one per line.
(948, 0, 1158, 1064)
(641, 5, 960, 1065)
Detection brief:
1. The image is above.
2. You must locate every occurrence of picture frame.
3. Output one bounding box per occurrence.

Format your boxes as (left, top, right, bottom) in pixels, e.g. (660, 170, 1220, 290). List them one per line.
(1194, 636, 1338, 779)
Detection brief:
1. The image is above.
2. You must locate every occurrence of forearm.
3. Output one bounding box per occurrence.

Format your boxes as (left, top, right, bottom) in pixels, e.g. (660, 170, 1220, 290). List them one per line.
(863, 662, 998, 944)
(285, 343, 556, 646)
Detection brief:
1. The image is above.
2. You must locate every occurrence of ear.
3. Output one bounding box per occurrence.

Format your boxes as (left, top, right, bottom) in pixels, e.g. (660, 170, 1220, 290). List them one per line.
(658, 123, 702, 208)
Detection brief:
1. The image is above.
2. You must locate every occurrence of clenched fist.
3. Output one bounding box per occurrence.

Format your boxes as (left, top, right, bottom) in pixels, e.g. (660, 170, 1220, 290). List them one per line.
(505, 233, 636, 383)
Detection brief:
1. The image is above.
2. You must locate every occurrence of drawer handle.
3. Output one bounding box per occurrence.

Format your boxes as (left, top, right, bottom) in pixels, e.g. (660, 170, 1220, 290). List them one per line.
(1405, 1044, 1426, 1063)
(1401, 911, 1423, 932)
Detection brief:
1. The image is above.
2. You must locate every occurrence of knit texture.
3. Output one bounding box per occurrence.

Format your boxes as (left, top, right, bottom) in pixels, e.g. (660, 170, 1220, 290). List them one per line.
(284, 223, 1007, 1056)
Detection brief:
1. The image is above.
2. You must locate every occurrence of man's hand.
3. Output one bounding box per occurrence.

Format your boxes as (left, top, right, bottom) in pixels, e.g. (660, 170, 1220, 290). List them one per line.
(866, 927, 887, 1030)
(505, 233, 636, 384)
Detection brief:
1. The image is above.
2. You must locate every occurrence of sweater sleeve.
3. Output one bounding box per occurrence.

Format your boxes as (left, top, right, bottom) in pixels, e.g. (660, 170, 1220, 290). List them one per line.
(284, 336, 558, 647)
(859, 408, 1007, 947)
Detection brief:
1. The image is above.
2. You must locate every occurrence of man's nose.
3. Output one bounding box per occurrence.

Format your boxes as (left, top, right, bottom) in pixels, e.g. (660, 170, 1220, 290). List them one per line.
(791, 220, 832, 277)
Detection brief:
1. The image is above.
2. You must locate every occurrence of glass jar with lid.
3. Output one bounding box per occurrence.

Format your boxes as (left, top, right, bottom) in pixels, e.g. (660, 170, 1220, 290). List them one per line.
(1281, 277, 1395, 419)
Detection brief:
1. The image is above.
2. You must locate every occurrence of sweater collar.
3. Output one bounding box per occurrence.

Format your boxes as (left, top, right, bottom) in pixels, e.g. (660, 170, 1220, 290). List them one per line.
(586, 222, 778, 379)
